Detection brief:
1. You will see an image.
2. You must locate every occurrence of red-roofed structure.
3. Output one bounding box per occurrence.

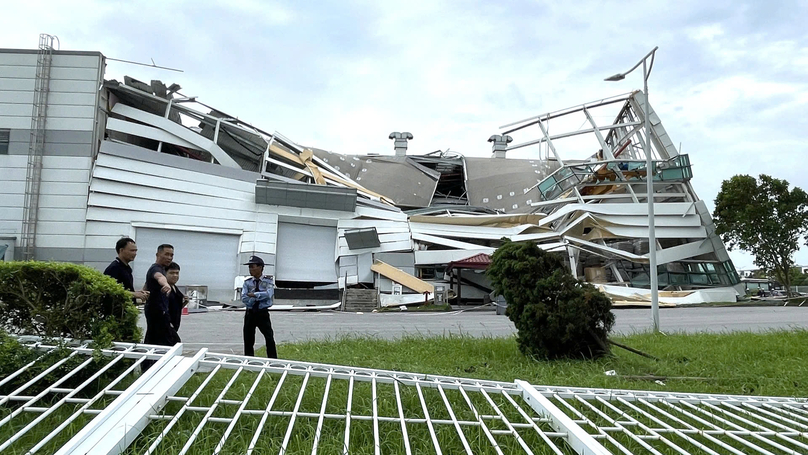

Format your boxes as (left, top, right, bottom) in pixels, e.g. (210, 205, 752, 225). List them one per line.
(447, 253, 492, 271)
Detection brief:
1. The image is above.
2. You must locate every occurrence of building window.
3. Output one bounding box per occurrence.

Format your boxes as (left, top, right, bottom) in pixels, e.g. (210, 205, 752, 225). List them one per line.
(0, 129, 9, 154)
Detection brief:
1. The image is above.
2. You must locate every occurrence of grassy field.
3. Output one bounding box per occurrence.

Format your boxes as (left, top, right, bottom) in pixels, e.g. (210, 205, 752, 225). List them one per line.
(276, 329, 808, 397)
(3, 330, 808, 454)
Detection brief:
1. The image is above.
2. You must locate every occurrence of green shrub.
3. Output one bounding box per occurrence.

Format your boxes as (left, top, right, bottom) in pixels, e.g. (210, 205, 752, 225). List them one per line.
(487, 239, 614, 360)
(0, 329, 43, 379)
(0, 261, 141, 343)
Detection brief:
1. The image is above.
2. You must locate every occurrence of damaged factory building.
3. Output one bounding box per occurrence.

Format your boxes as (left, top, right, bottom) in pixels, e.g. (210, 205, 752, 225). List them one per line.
(0, 44, 742, 309)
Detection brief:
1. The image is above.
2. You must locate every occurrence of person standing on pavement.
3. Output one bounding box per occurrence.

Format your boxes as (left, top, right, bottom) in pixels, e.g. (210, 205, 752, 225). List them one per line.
(103, 237, 148, 303)
(242, 255, 277, 358)
(165, 262, 187, 339)
(142, 244, 179, 371)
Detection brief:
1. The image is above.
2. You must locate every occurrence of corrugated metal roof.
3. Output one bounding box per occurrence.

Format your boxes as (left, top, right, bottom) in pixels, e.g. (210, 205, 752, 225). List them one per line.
(447, 253, 492, 271)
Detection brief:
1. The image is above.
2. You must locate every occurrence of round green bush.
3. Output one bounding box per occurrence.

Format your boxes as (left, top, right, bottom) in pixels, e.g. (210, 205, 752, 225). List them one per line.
(0, 261, 141, 343)
(487, 240, 615, 360)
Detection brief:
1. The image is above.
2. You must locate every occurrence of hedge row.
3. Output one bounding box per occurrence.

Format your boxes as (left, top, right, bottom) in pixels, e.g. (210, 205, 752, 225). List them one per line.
(0, 261, 141, 344)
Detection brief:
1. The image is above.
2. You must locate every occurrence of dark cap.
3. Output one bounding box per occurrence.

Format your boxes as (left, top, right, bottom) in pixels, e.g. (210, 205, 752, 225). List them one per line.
(243, 255, 264, 266)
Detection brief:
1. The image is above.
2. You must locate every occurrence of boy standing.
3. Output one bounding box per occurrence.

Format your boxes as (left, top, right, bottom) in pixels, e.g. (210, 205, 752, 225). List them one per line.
(241, 255, 277, 358)
(165, 262, 187, 338)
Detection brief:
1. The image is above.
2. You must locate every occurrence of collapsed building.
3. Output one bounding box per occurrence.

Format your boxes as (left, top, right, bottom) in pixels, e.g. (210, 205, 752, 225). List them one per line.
(0, 43, 741, 306)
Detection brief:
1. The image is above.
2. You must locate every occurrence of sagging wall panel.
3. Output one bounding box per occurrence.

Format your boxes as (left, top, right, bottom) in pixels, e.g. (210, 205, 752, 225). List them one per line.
(337, 218, 412, 257)
(86, 141, 369, 289)
(87, 143, 277, 287)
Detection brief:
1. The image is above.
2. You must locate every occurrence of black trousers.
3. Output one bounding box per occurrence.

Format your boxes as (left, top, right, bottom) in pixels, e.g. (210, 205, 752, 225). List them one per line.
(142, 308, 180, 372)
(244, 308, 277, 358)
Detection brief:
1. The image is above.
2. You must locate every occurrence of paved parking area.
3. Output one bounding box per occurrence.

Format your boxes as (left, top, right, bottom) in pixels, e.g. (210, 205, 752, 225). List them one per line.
(138, 306, 808, 354)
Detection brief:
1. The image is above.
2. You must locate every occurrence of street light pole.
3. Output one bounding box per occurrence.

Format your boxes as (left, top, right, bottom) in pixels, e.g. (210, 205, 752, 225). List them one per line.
(605, 46, 660, 332)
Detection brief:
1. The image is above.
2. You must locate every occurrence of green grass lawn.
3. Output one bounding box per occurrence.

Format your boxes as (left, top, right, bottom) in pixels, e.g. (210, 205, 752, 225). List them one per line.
(3, 330, 808, 454)
(273, 329, 808, 398)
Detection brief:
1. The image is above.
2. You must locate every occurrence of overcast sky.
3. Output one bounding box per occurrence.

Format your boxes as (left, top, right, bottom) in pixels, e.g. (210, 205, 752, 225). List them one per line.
(4, 0, 808, 269)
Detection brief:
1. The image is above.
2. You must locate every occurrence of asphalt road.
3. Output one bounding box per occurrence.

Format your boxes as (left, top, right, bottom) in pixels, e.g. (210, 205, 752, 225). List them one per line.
(138, 305, 808, 354)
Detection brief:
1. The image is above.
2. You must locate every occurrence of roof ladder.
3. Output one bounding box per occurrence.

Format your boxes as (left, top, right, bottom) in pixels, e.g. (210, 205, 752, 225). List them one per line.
(20, 34, 56, 260)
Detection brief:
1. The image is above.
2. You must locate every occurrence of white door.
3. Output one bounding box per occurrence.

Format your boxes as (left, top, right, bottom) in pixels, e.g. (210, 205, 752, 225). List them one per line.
(275, 223, 338, 282)
(132, 228, 240, 303)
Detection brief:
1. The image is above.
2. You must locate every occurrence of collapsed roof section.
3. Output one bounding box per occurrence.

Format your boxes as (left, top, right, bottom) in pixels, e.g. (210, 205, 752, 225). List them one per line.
(404, 91, 739, 290)
(104, 76, 564, 214)
(101, 75, 739, 291)
(103, 77, 398, 211)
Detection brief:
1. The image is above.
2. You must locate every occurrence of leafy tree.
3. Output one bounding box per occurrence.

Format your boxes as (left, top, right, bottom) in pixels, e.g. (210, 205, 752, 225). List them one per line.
(789, 267, 808, 287)
(487, 239, 614, 360)
(713, 175, 808, 297)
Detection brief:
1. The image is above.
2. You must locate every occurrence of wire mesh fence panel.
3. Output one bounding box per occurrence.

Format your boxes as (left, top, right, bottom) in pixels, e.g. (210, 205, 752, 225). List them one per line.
(0, 337, 176, 455)
(119, 352, 578, 455)
(3, 340, 807, 454)
(529, 384, 808, 455)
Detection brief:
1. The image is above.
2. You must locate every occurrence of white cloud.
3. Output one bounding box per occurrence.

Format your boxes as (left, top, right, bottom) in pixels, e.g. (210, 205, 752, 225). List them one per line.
(3, 0, 808, 264)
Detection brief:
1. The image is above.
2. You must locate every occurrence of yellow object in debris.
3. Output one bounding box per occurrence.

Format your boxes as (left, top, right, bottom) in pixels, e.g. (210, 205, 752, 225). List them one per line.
(371, 260, 435, 294)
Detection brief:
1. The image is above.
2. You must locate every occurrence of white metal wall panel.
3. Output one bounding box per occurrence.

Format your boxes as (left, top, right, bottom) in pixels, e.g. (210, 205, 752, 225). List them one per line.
(0, 103, 94, 119)
(0, 52, 101, 132)
(90, 179, 256, 212)
(337, 218, 412, 256)
(0, 91, 96, 105)
(275, 222, 338, 282)
(415, 248, 496, 265)
(0, 155, 90, 249)
(0, 116, 93, 130)
(94, 153, 254, 192)
(85, 207, 255, 232)
(0, 53, 103, 69)
(133, 227, 241, 303)
(358, 251, 373, 282)
(0, 65, 100, 81)
(91, 166, 250, 201)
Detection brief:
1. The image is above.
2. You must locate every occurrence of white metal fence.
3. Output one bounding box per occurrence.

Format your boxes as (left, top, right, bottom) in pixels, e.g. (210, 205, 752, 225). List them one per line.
(2, 338, 807, 454)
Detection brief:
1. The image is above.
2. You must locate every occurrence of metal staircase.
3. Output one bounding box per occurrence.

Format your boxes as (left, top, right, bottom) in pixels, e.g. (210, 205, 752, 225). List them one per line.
(343, 288, 379, 312)
(20, 34, 57, 260)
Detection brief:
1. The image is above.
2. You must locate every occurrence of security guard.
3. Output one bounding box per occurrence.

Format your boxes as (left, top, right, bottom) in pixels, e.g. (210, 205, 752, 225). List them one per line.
(241, 255, 277, 358)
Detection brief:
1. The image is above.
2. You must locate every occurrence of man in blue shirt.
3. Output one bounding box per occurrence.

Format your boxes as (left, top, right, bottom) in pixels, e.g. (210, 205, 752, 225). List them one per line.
(242, 255, 277, 358)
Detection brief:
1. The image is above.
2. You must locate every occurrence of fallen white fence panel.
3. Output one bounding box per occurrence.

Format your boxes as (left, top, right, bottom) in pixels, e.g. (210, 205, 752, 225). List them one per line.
(2, 339, 807, 454)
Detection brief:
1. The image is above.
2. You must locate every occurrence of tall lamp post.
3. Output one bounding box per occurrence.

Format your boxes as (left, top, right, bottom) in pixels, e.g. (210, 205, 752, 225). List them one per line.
(605, 46, 660, 332)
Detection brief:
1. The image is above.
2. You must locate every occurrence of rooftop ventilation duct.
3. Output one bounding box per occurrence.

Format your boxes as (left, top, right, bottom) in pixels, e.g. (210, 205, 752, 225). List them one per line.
(487, 134, 513, 159)
(389, 132, 413, 156)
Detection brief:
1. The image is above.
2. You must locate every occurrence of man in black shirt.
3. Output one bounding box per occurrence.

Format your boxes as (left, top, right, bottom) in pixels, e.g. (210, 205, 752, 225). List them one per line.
(103, 238, 148, 303)
(142, 244, 179, 371)
(165, 262, 187, 336)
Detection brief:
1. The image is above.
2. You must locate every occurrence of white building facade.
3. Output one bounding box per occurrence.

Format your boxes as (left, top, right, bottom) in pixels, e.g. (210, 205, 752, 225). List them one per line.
(1, 45, 741, 305)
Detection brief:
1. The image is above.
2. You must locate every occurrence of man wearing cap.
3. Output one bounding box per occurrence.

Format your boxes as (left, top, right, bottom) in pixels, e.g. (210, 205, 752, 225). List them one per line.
(241, 255, 278, 358)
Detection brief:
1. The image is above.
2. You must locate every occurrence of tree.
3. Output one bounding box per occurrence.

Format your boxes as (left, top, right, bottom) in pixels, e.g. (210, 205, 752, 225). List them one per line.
(713, 175, 808, 297)
(487, 239, 614, 360)
(789, 267, 808, 287)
